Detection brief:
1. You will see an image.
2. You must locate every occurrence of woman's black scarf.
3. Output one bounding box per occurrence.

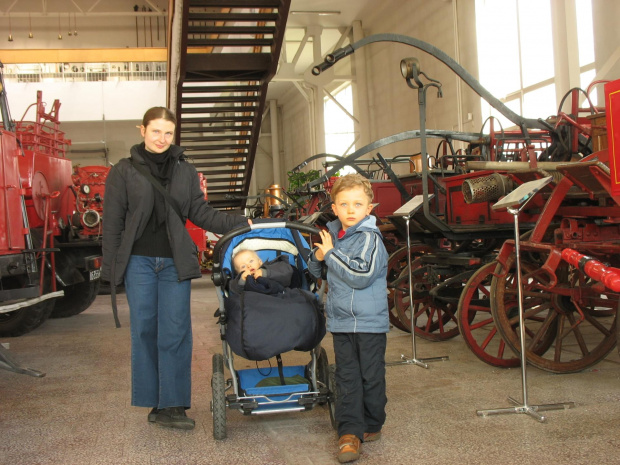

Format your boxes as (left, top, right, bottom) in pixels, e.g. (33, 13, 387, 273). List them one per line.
(137, 142, 174, 227)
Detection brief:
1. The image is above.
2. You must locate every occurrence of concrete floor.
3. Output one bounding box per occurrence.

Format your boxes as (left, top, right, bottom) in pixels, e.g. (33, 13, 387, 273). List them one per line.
(2, 277, 620, 465)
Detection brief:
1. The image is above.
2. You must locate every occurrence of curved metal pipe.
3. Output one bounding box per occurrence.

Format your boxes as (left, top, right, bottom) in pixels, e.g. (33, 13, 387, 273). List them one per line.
(306, 129, 481, 189)
(312, 33, 548, 131)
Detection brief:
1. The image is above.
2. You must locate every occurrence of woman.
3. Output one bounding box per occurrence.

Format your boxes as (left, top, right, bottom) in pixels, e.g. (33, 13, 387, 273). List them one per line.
(102, 107, 249, 430)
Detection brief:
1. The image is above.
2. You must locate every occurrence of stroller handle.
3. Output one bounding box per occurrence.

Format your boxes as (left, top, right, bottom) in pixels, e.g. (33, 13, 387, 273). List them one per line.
(211, 221, 322, 286)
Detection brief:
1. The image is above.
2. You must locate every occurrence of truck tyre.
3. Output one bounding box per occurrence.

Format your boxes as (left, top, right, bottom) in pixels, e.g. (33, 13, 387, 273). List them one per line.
(0, 299, 55, 337)
(50, 279, 100, 318)
(98, 282, 125, 295)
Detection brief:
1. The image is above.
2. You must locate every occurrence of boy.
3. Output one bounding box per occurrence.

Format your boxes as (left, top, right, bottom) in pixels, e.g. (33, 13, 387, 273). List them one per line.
(230, 249, 294, 293)
(308, 174, 389, 463)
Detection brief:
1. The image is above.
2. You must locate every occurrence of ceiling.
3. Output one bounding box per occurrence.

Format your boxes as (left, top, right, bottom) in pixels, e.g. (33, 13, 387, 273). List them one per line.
(288, 0, 372, 28)
(0, 0, 375, 100)
(0, 0, 372, 27)
(268, 0, 374, 101)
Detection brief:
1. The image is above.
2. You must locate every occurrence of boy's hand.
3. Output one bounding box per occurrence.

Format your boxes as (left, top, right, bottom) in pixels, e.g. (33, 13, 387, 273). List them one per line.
(313, 229, 333, 261)
(253, 269, 263, 278)
(241, 270, 252, 280)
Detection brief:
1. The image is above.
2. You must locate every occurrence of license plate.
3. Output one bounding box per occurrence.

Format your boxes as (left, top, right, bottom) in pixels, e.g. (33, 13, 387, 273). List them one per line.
(89, 269, 101, 281)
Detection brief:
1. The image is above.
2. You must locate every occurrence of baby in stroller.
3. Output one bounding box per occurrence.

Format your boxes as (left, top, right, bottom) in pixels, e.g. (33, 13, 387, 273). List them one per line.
(210, 222, 334, 440)
(229, 249, 295, 294)
(221, 226, 324, 361)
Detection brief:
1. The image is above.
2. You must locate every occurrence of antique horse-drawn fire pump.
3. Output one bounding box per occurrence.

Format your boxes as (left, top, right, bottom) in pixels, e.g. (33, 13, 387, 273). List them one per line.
(310, 34, 620, 374)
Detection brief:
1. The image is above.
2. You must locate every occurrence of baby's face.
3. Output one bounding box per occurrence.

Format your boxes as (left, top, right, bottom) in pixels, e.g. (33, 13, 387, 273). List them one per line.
(234, 251, 263, 274)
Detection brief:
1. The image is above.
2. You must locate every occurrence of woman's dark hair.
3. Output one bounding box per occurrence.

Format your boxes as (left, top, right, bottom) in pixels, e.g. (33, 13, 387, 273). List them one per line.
(142, 106, 177, 127)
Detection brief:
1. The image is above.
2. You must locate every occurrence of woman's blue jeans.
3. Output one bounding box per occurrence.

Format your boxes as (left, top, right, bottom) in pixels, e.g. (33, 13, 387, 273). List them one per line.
(124, 255, 192, 409)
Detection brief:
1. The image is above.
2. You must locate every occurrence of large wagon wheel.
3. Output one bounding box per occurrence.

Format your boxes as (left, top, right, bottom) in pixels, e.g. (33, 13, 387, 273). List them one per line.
(393, 258, 459, 341)
(457, 262, 520, 368)
(387, 245, 431, 332)
(490, 251, 618, 373)
(458, 261, 557, 368)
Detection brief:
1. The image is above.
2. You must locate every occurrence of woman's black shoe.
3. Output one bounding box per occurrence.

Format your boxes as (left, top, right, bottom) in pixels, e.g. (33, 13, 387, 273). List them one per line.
(155, 407, 195, 430)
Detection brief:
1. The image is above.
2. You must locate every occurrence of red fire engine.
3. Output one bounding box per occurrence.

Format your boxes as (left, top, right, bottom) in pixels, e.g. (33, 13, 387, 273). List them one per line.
(0, 62, 102, 337)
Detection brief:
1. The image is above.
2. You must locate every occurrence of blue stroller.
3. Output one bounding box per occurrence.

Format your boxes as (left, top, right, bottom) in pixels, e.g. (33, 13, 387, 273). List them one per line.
(210, 221, 336, 439)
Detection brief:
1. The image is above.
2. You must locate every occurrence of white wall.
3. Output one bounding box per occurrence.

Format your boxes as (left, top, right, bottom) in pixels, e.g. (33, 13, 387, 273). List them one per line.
(4, 81, 166, 166)
(277, 0, 482, 179)
(279, 85, 315, 184)
(351, 0, 481, 173)
(7, 81, 166, 123)
(61, 120, 143, 167)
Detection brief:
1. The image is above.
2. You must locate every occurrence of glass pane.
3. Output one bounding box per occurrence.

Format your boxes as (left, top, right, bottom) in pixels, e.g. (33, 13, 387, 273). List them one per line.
(324, 84, 355, 157)
(325, 134, 355, 157)
(518, 0, 555, 87)
(476, 0, 521, 96)
(482, 98, 522, 132)
(580, 69, 597, 106)
(523, 83, 557, 119)
(576, 0, 594, 66)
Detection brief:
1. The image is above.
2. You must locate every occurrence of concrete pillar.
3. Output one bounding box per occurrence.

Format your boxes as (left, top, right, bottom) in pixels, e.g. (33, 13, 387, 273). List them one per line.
(550, 0, 580, 105)
(311, 26, 326, 164)
(269, 99, 281, 185)
(352, 21, 371, 148)
(168, 0, 184, 113)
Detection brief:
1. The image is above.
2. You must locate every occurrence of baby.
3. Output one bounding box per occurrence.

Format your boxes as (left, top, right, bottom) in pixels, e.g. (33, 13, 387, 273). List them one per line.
(233, 249, 266, 282)
(231, 249, 294, 292)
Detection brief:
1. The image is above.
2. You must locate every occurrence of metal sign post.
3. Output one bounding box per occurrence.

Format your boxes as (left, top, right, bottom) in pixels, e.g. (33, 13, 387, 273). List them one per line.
(0, 343, 45, 377)
(477, 177, 574, 422)
(387, 195, 449, 369)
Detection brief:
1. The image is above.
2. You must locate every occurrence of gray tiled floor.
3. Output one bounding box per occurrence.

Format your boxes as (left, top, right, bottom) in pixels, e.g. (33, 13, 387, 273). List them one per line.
(2, 278, 620, 464)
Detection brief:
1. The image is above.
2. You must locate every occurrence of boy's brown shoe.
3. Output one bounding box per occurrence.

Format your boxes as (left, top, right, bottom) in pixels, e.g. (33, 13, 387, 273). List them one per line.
(363, 431, 382, 442)
(338, 434, 361, 463)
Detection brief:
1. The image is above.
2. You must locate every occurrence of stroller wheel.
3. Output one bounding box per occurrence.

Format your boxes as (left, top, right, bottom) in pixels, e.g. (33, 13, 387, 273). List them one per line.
(316, 347, 329, 402)
(328, 364, 338, 430)
(211, 354, 227, 440)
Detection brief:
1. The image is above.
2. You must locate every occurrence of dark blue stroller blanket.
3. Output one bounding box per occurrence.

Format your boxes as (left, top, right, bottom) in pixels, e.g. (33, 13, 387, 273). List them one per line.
(219, 226, 326, 361)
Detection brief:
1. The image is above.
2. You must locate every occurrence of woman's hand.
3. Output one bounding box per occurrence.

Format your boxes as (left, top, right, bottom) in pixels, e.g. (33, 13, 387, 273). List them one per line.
(313, 229, 333, 261)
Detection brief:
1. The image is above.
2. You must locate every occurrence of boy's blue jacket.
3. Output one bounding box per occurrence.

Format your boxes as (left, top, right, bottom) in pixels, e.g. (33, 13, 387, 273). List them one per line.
(308, 215, 389, 333)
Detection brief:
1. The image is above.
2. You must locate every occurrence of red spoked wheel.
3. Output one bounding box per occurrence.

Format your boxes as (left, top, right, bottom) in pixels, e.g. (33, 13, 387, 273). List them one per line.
(393, 258, 459, 341)
(491, 251, 618, 373)
(457, 262, 520, 367)
(387, 245, 431, 333)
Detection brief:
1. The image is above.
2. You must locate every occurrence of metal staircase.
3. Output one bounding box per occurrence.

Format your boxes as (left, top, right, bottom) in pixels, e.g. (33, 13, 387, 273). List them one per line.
(175, 0, 290, 211)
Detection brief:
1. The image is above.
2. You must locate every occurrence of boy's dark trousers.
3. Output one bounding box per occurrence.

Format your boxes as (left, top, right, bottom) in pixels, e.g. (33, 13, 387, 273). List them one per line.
(332, 332, 387, 440)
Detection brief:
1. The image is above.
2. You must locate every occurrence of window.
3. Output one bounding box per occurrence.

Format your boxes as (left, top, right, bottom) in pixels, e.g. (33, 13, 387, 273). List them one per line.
(324, 83, 356, 174)
(576, 0, 597, 103)
(476, 0, 595, 126)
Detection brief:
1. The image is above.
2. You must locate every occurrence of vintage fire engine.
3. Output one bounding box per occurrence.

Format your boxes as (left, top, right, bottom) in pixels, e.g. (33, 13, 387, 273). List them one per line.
(0, 62, 102, 337)
(310, 34, 620, 374)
